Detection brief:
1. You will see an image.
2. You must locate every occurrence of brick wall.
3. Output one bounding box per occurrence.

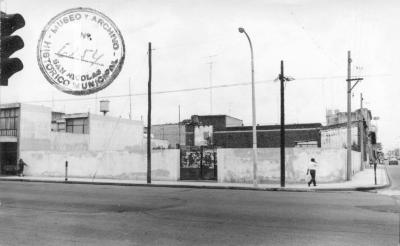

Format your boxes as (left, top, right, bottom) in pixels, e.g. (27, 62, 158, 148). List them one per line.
(213, 124, 321, 148)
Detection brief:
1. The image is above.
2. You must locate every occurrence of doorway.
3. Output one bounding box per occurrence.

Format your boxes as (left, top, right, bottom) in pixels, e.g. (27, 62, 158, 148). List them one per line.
(0, 142, 18, 175)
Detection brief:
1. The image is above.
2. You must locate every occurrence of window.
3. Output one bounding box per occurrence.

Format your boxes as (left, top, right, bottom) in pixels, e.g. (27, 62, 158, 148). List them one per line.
(66, 118, 89, 134)
(0, 108, 18, 136)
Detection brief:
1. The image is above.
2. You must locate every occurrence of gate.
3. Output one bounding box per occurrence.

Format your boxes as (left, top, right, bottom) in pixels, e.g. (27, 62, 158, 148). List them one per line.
(180, 146, 217, 180)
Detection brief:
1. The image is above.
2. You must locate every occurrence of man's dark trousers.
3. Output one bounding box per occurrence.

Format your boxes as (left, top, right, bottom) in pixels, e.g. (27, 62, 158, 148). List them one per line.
(308, 170, 316, 186)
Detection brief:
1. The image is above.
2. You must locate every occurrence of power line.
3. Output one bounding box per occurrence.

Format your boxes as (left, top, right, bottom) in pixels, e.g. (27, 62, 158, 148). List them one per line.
(18, 74, 390, 104)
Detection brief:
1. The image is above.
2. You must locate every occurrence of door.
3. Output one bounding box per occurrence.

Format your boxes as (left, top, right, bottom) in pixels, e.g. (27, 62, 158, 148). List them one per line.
(180, 146, 217, 180)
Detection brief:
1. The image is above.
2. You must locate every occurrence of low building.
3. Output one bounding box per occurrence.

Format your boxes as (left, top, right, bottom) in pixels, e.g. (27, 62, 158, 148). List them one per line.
(321, 108, 375, 165)
(150, 123, 185, 148)
(184, 115, 243, 146)
(182, 114, 321, 148)
(326, 108, 372, 127)
(0, 103, 144, 175)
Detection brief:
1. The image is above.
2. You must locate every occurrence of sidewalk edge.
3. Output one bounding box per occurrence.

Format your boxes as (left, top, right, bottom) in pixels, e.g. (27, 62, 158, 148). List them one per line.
(0, 173, 392, 192)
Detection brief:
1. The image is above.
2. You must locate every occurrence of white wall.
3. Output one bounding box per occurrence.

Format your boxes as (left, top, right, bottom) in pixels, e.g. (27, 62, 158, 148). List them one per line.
(218, 148, 361, 183)
(18, 105, 167, 180)
(21, 149, 180, 181)
(19, 104, 52, 151)
(321, 126, 358, 149)
(50, 132, 90, 151)
(89, 114, 143, 151)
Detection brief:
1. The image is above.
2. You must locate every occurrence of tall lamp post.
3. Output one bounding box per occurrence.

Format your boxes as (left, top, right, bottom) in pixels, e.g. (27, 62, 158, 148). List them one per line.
(238, 27, 258, 187)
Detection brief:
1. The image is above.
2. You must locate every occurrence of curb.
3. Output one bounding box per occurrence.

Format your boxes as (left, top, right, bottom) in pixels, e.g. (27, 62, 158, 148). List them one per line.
(0, 172, 391, 192)
(353, 166, 392, 191)
(0, 178, 316, 192)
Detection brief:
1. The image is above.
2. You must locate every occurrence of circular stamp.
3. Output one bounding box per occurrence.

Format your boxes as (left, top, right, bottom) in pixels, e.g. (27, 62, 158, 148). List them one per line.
(37, 8, 125, 95)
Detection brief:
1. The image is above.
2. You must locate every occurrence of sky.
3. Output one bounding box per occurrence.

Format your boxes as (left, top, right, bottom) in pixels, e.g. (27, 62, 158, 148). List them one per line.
(2, 0, 400, 150)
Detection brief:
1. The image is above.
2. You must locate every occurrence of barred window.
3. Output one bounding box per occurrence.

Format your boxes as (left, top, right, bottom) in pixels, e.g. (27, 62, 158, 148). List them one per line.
(0, 108, 18, 136)
(66, 118, 89, 134)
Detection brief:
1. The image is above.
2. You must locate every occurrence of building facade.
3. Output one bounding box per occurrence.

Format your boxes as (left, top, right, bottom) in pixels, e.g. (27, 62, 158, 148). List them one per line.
(150, 123, 185, 148)
(0, 103, 144, 175)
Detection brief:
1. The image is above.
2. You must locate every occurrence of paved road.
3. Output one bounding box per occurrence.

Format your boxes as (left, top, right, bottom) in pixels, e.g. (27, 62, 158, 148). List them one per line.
(0, 181, 397, 246)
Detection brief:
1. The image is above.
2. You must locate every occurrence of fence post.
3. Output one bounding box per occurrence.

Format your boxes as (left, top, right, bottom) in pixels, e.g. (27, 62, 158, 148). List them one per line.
(65, 161, 68, 182)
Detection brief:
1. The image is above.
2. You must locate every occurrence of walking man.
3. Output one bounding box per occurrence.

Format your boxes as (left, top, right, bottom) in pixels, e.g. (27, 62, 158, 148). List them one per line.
(307, 158, 318, 187)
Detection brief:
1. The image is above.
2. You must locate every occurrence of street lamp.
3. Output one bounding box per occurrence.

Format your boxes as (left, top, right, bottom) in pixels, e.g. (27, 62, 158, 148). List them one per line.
(238, 27, 258, 187)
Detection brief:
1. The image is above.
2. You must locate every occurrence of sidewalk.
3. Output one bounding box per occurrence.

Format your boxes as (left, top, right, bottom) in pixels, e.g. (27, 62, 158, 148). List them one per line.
(0, 166, 390, 192)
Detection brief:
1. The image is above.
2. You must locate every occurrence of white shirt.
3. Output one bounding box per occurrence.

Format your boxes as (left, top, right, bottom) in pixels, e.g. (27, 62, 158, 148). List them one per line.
(308, 161, 317, 170)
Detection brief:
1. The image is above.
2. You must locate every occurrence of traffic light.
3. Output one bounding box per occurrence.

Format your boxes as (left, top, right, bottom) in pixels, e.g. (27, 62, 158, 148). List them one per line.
(1, 11, 25, 86)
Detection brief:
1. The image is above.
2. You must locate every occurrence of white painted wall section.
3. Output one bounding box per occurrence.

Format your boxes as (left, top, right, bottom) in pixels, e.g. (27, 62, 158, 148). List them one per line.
(218, 148, 361, 183)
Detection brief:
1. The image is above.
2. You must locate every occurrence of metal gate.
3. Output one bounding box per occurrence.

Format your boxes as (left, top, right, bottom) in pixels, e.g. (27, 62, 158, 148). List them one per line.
(180, 146, 217, 180)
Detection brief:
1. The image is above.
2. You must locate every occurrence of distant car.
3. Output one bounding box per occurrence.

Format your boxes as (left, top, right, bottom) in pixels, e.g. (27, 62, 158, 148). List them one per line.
(389, 158, 399, 165)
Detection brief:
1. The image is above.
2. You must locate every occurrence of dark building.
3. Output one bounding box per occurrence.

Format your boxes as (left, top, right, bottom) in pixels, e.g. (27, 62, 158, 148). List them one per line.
(185, 115, 243, 146)
(213, 123, 322, 148)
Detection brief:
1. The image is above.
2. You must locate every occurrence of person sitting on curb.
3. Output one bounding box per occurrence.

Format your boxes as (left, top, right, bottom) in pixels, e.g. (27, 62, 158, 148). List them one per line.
(307, 158, 318, 187)
(18, 159, 28, 177)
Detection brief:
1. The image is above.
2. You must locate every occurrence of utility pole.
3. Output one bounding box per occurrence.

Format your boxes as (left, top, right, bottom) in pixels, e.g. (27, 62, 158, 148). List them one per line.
(347, 51, 352, 181)
(208, 61, 213, 114)
(280, 60, 285, 187)
(178, 105, 181, 148)
(278, 60, 294, 188)
(147, 42, 152, 184)
(129, 77, 132, 120)
(346, 50, 363, 181)
(360, 93, 364, 171)
(206, 55, 217, 114)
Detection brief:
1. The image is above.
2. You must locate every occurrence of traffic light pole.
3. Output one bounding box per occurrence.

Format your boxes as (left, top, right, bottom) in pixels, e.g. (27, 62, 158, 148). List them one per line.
(0, 11, 25, 175)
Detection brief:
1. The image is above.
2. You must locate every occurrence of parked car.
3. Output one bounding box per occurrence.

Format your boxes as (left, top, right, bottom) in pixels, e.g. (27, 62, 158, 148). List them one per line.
(389, 158, 399, 165)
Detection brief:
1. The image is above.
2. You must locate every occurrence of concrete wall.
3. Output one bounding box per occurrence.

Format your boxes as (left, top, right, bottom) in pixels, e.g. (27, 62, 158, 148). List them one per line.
(18, 105, 168, 180)
(50, 132, 90, 151)
(143, 138, 170, 149)
(225, 116, 243, 127)
(152, 124, 185, 148)
(21, 149, 180, 181)
(321, 125, 358, 149)
(19, 104, 52, 151)
(218, 148, 361, 183)
(89, 114, 143, 151)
